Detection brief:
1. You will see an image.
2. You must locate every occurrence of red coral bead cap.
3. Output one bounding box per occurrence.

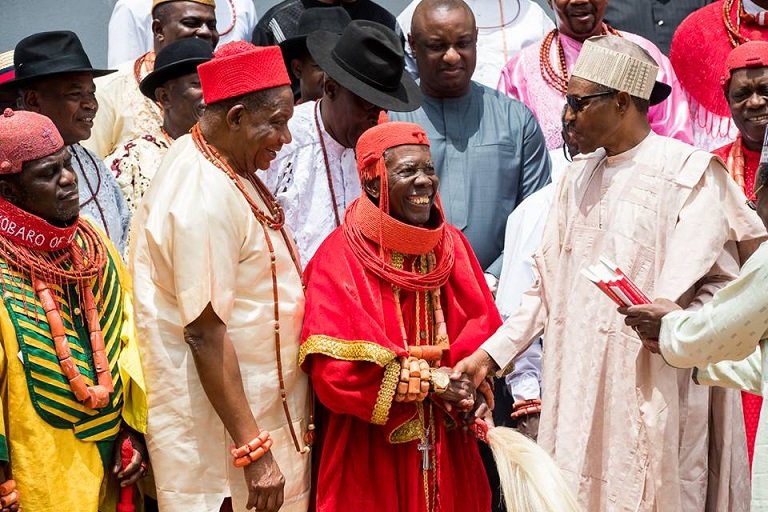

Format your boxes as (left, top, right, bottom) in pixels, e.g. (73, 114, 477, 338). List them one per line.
(197, 41, 291, 106)
(0, 108, 63, 174)
(721, 40, 768, 92)
(355, 122, 430, 181)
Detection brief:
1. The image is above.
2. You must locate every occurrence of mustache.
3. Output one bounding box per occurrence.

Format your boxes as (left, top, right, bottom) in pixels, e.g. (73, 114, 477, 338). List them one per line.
(565, 4, 596, 16)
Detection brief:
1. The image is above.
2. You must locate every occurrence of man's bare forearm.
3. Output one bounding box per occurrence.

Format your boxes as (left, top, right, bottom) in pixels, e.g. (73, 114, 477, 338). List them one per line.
(184, 303, 260, 447)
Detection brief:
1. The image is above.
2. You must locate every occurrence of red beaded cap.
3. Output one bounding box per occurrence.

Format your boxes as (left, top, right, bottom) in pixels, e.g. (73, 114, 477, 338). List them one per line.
(721, 40, 768, 92)
(198, 41, 290, 105)
(0, 109, 63, 174)
(356, 121, 430, 182)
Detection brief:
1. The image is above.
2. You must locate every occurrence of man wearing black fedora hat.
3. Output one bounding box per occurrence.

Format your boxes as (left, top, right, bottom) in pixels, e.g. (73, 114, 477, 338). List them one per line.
(11, 31, 131, 255)
(278, 7, 351, 103)
(263, 20, 422, 268)
(107, 38, 213, 214)
(84, 0, 218, 160)
(252, 0, 401, 49)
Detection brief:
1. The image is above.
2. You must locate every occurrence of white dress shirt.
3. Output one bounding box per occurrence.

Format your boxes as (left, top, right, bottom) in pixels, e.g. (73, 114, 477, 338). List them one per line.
(107, 0, 258, 67)
(397, 0, 554, 89)
(259, 100, 361, 268)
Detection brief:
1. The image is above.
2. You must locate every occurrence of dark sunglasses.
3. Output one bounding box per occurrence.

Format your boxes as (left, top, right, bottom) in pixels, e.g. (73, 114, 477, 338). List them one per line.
(565, 90, 617, 113)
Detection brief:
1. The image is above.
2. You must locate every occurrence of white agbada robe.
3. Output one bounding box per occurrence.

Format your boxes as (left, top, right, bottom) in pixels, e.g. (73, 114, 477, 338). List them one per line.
(259, 100, 361, 267)
(107, 0, 258, 68)
(659, 241, 768, 511)
(104, 123, 169, 214)
(130, 135, 311, 511)
(497, 149, 566, 400)
(483, 132, 764, 511)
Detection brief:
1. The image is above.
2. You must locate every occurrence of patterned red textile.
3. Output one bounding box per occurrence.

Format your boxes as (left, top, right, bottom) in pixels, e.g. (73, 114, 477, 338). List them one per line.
(197, 42, 290, 105)
(0, 108, 63, 174)
(722, 40, 768, 93)
(300, 225, 501, 512)
(742, 391, 762, 468)
(712, 140, 761, 195)
(0, 197, 77, 251)
(356, 121, 430, 182)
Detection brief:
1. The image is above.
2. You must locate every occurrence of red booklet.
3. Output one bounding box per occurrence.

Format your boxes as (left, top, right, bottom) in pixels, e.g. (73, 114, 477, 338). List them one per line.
(581, 256, 651, 307)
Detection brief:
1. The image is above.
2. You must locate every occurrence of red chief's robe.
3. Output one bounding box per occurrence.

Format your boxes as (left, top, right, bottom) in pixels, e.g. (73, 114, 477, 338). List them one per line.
(300, 224, 501, 512)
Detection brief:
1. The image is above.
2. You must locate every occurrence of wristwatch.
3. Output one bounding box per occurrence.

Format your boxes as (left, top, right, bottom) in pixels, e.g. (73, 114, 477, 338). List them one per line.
(430, 368, 450, 395)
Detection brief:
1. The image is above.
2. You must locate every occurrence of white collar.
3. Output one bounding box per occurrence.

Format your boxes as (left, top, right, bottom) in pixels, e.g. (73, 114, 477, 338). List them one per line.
(743, 0, 766, 15)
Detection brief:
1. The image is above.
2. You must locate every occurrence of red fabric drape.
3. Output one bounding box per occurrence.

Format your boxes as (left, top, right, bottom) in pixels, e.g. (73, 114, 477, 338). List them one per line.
(301, 225, 501, 511)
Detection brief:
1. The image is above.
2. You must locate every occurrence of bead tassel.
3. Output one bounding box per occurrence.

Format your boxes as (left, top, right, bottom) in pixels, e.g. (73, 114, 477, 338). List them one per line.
(22, 222, 113, 410)
(0, 479, 18, 509)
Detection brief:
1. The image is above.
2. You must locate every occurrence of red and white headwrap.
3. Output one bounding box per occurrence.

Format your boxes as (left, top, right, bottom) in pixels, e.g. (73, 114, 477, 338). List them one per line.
(197, 41, 291, 105)
(356, 121, 430, 213)
(0, 51, 14, 85)
(0, 108, 63, 174)
(721, 40, 768, 93)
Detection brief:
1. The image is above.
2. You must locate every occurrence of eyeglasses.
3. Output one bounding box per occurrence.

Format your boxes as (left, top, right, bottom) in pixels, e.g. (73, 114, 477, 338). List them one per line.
(746, 183, 764, 211)
(565, 90, 617, 113)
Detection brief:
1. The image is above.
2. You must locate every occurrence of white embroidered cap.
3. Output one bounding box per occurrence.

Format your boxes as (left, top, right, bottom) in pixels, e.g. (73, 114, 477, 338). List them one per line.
(571, 35, 659, 101)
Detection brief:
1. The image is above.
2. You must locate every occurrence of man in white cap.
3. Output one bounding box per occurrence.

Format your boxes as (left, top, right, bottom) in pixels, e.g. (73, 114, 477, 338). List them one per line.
(454, 35, 765, 511)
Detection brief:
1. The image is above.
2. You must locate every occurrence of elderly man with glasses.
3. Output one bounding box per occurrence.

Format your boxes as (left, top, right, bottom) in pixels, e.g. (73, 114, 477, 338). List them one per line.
(619, 128, 768, 512)
(454, 34, 766, 512)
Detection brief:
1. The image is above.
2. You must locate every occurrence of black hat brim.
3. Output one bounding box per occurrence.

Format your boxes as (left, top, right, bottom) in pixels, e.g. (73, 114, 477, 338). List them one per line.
(3, 68, 114, 89)
(307, 31, 422, 112)
(649, 81, 671, 106)
(139, 58, 209, 101)
(279, 36, 310, 67)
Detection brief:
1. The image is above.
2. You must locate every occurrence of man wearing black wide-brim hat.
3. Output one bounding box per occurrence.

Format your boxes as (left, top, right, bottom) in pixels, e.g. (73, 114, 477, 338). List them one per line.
(262, 20, 422, 268)
(252, 0, 402, 49)
(9, 30, 131, 255)
(107, 38, 213, 214)
(278, 6, 350, 103)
